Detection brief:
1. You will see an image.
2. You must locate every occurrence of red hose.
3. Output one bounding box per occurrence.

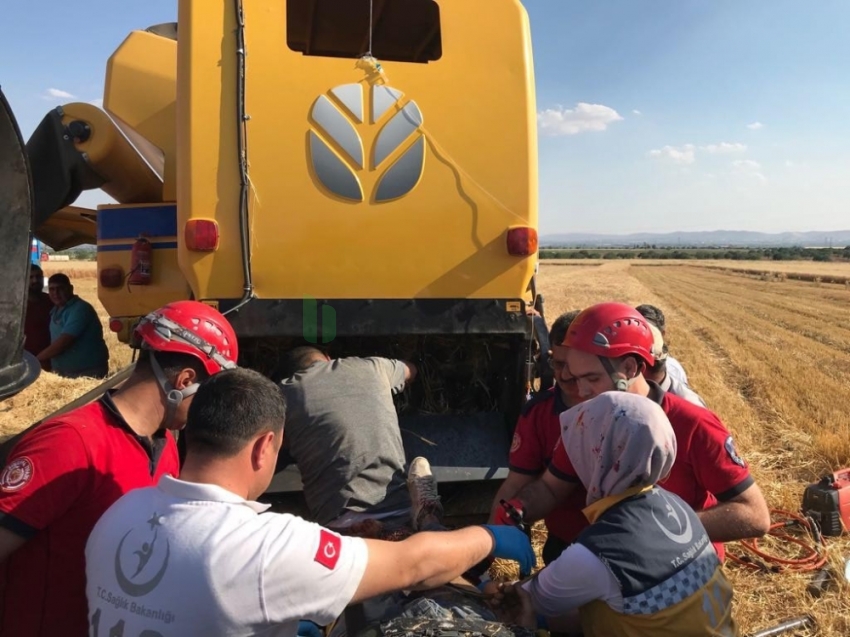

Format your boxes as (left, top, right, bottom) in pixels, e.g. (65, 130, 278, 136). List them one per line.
(726, 509, 828, 573)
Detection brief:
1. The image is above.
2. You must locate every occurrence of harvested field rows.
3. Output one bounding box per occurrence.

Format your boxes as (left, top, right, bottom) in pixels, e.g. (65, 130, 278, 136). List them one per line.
(695, 260, 850, 278)
(535, 262, 850, 636)
(543, 258, 850, 283)
(631, 266, 850, 470)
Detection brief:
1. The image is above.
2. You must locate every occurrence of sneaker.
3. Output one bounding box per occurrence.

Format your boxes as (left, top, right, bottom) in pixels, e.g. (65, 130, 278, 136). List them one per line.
(407, 457, 443, 531)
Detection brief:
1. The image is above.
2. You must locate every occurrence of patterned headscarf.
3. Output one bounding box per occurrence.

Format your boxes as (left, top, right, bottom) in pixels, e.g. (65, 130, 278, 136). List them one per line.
(559, 391, 677, 506)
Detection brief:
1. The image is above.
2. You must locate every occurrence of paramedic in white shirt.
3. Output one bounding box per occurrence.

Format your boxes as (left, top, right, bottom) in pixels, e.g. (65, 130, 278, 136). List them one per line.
(84, 367, 534, 637)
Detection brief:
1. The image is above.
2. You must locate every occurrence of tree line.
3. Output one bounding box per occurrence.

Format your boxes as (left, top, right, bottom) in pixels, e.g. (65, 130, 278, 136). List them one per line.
(540, 245, 850, 262)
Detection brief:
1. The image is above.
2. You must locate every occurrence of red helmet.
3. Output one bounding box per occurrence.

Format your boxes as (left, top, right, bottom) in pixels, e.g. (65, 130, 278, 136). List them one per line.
(563, 302, 654, 366)
(133, 300, 239, 374)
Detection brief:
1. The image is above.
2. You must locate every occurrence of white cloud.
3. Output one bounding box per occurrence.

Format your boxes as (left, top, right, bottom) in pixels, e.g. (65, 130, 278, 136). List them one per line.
(89, 98, 104, 108)
(44, 88, 75, 99)
(732, 159, 761, 170)
(701, 142, 747, 154)
(648, 144, 696, 165)
(648, 142, 749, 166)
(731, 159, 766, 182)
(785, 160, 794, 168)
(537, 103, 623, 136)
(746, 121, 764, 130)
(632, 109, 642, 116)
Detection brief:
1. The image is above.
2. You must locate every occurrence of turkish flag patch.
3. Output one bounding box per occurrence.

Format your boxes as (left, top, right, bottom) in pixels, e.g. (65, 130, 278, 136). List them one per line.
(314, 529, 342, 570)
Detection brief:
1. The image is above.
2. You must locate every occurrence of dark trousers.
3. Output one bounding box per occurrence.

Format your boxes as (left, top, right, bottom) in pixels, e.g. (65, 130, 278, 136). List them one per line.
(542, 534, 570, 566)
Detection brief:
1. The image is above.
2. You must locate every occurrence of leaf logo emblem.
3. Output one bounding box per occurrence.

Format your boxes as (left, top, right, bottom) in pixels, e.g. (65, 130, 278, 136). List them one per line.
(308, 83, 425, 203)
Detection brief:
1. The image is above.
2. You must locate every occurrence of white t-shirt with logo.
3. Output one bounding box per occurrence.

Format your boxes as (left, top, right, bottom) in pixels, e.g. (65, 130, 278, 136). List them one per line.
(85, 475, 369, 637)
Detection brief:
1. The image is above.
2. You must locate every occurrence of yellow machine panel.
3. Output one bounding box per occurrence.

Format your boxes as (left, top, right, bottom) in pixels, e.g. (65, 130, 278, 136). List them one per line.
(104, 28, 177, 201)
(177, 0, 538, 303)
(58, 103, 163, 205)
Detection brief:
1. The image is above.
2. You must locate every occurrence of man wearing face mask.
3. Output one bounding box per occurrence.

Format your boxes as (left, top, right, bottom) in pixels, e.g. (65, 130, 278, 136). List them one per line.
(489, 310, 589, 565)
(0, 300, 238, 637)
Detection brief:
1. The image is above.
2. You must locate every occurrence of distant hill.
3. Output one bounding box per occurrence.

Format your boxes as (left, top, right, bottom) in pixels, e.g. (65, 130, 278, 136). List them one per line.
(540, 230, 850, 248)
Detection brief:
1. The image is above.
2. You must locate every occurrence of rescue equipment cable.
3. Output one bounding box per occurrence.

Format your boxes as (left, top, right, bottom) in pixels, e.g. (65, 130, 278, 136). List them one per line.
(727, 509, 828, 573)
(225, 0, 256, 316)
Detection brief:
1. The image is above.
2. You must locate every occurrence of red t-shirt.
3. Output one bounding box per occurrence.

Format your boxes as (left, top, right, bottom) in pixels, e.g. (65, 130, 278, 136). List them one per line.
(0, 393, 179, 637)
(24, 291, 53, 370)
(549, 386, 753, 561)
(510, 388, 589, 543)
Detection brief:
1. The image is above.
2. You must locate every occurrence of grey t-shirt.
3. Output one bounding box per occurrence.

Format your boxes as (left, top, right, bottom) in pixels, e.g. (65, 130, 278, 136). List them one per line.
(280, 357, 410, 526)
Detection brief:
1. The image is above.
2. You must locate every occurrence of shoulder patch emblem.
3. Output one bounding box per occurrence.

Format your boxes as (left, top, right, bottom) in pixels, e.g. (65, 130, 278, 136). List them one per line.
(314, 529, 342, 570)
(1, 457, 34, 492)
(724, 436, 746, 468)
(510, 433, 521, 453)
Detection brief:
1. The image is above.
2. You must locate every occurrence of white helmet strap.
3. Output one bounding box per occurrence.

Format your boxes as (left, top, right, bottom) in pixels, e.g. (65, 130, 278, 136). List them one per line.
(149, 351, 199, 426)
(599, 355, 635, 392)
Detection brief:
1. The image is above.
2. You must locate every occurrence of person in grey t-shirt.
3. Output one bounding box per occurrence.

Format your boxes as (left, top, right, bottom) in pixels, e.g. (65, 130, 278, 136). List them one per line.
(277, 347, 418, 529)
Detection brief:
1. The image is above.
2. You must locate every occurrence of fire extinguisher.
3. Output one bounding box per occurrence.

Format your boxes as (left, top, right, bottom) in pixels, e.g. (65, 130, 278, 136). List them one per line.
(128, 236, 152, 285)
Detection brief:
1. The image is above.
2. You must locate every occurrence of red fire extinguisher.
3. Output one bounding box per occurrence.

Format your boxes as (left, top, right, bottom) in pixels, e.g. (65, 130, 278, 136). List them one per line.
(128, 236, 152, 285)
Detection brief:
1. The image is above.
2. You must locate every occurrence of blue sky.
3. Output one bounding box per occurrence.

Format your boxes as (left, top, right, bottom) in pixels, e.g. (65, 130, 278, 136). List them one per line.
(2, 1, 848, 235)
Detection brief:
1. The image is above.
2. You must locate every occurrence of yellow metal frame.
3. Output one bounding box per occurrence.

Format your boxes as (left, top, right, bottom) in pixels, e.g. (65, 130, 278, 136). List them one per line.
(177, 0, 538, 302)
(82, 0, 539, 323)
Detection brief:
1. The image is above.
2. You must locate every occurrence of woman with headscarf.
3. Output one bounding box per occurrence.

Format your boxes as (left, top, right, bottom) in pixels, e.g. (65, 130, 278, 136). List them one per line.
(504, 391, 739, 637)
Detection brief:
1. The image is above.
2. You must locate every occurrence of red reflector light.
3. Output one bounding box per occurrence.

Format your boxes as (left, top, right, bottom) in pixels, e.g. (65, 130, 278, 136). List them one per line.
(507, 227, 538, 256)
(100, 267, 124, 288)
(109, 319, 124, 333)
(185, 219, 220, 252)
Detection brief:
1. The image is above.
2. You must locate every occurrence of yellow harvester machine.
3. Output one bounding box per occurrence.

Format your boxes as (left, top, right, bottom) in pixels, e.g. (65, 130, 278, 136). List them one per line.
(16, 0, 548, 523)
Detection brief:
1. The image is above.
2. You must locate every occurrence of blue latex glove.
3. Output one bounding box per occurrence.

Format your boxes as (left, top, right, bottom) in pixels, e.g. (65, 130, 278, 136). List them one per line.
(297, 621, 323, 637)
(482, 524, 535, 577)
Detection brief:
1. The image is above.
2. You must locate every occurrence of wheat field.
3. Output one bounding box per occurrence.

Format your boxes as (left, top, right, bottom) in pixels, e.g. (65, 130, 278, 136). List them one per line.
(537, 261, 850, 636)
(545, 258, 850, 277)
(3, 260, 850, 635)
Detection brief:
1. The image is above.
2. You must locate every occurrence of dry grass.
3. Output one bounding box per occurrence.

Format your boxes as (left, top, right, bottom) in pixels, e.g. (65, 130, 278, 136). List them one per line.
(694, 260, 850, 277)
(41, 259, 98, 279)
(544, 258, 850, 283)
(528, 261, 850, 636)
(5, 259, 850, 634)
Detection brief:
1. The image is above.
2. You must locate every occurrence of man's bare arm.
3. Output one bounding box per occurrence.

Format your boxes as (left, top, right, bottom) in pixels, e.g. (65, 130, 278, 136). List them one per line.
(489, 472, 536, 523)
(0, 526, 27, 563)
(352, 526, 495, 603)
(401, 361, 418, 384)
(512, 469, 578, 523)
(36, 333, 75, 363)
(697, 482, 770, 542)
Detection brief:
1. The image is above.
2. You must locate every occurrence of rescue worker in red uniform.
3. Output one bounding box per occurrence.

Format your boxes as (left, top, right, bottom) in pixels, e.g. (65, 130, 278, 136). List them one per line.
(0, 300, 238, 637)
(489, 310, 589, 565)
(494, 302, 770, 561)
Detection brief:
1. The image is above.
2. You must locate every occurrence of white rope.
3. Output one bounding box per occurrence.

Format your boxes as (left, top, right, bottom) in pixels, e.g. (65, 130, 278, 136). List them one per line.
(367, 0, 374, 57)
